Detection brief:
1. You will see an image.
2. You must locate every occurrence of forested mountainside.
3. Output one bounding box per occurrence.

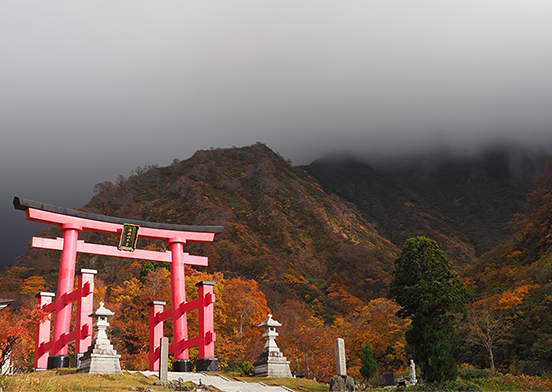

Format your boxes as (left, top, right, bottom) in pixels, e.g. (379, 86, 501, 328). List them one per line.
(303, 149, 552, 374)
(1, 143, 398, 317)
(465, 157, 552, 294)
(4, 142, 552, 377)
(454, 158, 552, 375)
(304, 145, 549, 266)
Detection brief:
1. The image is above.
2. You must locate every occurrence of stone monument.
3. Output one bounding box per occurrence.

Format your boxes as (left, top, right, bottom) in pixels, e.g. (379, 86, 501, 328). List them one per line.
(253, 314, 292, 378)
(330, 338, 355, 392)
(335, 338, 347, 376)
(153, 337, 170, 387)
(408, 359, 417, 385)
(383, 373, 395, 388)
(78, 302, 122, 374)
(159, 337, 169, 382)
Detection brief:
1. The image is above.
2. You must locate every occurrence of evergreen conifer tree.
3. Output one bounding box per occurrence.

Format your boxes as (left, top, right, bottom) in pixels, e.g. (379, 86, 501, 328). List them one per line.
(389, 236, 470, 383)
(360, 342, 378, 383)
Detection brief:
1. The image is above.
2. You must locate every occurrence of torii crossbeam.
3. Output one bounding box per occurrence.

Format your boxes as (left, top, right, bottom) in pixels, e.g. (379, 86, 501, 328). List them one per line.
(14, 196, 223, 371)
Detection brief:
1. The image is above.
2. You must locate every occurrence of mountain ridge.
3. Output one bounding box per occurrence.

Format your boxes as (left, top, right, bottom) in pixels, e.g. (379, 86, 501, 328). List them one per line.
(4, 142, 552, 375)
(2, 143, 398, 319)
(303, 144, 550, 266)
(4, 143, 551, 306)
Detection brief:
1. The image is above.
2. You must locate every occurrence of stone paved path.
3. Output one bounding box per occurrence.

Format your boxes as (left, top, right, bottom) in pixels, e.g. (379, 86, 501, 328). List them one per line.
(138, 371, 296, 392)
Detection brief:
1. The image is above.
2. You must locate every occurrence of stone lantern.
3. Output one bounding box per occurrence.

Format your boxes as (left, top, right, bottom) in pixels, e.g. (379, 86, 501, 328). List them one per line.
(253, 314, 292, 378)
(78, 302, 122, 374)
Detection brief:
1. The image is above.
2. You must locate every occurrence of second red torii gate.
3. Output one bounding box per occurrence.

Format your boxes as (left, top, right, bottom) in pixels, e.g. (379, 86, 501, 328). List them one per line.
(14, 196, 223, 372)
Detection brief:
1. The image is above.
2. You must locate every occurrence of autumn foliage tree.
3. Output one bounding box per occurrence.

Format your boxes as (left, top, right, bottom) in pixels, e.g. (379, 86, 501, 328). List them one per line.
(109, 276, 150, 369)
(0, 304, 45, 373)
(107, 265, 227, 370)
(276, 299, 338, 382)
(19, 276, 46, 297)
(333, 298, 409, 378)
(218, 277, 270, 367)
(389, 237, 470, 383)
(465, 284, 537, 373)
(467, 296, 509, 374)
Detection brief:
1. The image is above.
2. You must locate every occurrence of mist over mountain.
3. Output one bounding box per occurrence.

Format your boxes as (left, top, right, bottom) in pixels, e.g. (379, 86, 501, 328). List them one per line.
(304, 143, 552, 265)
(374, 143, 551, 183)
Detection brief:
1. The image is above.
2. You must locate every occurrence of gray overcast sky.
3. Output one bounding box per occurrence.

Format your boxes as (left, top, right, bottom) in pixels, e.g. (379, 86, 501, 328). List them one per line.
(2, 1, 552, 266)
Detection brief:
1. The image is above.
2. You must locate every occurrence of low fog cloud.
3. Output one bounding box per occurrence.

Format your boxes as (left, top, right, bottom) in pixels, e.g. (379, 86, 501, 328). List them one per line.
(1, 1, 552, 265)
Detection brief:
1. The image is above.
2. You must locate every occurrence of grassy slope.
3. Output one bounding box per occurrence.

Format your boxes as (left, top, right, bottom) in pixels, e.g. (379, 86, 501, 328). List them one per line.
(5, 369, 552, 392)
(2, 369, 329, 392)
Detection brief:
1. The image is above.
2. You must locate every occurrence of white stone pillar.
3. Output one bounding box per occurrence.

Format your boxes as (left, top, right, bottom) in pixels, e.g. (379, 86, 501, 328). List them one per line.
(335, 338, 347, 376)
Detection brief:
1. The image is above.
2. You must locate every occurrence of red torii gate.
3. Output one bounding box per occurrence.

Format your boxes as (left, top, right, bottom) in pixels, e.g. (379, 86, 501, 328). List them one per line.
(14, 196, 223, 372)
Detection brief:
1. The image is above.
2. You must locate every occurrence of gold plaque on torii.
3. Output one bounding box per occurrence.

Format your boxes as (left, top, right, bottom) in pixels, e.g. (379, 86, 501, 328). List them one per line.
(118, 224, 140, 251)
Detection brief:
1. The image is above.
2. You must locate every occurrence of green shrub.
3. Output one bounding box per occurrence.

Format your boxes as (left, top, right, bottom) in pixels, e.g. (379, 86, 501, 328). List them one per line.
(239, 361, 254, 377)
(475, 374, 552, 391)
(406, 380, 483, 391)
(223, 364, 240, 372)
(360, 343, 378, 381)
(458, 368, 491, 380)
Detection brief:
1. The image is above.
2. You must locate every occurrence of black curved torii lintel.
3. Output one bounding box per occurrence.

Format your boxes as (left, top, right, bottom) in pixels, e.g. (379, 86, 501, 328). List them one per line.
(13, 196, 224, 234)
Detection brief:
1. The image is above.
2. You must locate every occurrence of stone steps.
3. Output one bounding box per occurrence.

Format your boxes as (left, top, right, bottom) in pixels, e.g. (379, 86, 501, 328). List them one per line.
(137, 371, 296, 392)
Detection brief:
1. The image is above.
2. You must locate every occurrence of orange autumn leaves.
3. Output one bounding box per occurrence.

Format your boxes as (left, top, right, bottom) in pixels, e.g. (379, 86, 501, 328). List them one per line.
(333, 298, 410, 378)
(102, 270, 408, 382)
(0, 303, 47, 372)
(471, 284, 539, 313)
(104, 270, 268, 371)
(217, 277, 270, 368)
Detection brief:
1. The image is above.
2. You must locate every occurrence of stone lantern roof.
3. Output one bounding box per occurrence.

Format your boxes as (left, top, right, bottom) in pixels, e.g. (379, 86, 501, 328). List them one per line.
(89, 302, 114, 318)
(258, 314, 282, 328)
